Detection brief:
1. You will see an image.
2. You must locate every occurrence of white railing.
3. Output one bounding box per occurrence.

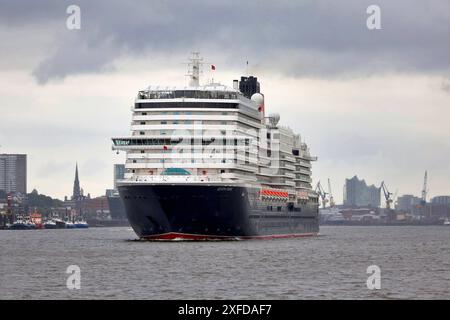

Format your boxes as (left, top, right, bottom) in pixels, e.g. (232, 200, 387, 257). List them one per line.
(118, 175, 237, 184)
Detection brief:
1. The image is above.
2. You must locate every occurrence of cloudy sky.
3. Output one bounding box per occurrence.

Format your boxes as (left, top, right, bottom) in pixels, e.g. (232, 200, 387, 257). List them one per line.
(1, 0, 449, 202)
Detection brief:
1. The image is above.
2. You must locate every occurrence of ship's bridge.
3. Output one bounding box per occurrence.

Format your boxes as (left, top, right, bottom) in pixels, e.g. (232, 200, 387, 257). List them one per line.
(137, 85, 240, 100)
(135, 84, 258, 112)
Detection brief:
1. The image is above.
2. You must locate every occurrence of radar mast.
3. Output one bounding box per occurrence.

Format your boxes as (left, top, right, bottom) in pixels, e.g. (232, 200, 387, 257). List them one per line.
(187, 52, 203, 87)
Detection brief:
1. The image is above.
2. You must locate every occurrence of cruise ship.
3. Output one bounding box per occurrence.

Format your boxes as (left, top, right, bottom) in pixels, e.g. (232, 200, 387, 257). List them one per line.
(112, 53, 319, 240)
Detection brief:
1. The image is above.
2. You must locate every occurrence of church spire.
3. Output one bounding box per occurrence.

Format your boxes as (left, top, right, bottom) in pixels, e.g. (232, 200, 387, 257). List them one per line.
(73, 163, 81, 200)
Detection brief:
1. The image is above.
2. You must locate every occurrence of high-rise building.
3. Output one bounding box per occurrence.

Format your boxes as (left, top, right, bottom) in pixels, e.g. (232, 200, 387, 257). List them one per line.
(343, 175, 380, 207)
(114, 164, 125, 190)
(0, 154, 27, 194)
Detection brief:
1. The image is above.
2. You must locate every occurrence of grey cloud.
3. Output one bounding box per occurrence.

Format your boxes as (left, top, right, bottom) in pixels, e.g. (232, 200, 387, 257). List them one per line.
(1, 0, 450, 82)
(31, 33, 118, 84)
(441, 78, 450, 93)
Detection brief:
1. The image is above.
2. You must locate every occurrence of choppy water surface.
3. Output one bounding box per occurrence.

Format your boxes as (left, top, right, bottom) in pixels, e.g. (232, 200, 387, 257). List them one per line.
(0, 226, 449, 299)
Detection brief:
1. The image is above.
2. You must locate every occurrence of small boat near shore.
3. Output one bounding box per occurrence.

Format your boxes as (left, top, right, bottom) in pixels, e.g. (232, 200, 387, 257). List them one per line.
(41, 218, 89, 229)
(43, 220, 58, 229)
(7, 219, 36, 230)
(53, 218, 67, 229)
(5, 214, 90, 230)
(74, 219, 89, 228)
(65, 220, 76, 229)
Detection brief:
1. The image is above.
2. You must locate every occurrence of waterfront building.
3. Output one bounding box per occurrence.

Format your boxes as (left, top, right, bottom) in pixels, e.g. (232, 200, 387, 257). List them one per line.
(343, 175, 380, 207)
(431, 195, 450, 205)
(396, 194, 422, 213)
(63, 164, 90, 217)
(84, 196, 110, 218)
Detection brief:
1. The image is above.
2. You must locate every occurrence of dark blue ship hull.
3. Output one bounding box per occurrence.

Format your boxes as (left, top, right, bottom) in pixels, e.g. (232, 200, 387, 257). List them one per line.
(118, 184, 319, 240)
(8, 223, 36, 230)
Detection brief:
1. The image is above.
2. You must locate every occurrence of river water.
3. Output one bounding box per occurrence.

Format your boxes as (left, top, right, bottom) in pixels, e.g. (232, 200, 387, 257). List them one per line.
(0, 226, 449, 299)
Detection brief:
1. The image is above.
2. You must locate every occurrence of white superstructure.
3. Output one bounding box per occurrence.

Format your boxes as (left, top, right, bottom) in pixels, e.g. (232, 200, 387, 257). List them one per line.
(112, 53, 317, 205)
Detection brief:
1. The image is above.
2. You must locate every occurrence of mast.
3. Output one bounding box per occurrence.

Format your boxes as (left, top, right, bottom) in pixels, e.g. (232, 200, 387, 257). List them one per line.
(187, 52, 203, 87)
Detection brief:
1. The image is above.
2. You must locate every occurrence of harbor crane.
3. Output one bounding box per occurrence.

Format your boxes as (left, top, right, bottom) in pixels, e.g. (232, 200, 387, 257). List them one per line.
(421, 170, 428, 206)
(393, 188, 399, 208)
(327, 178, 335, 207)
(315, 181, 329, 208)
(380, 181, 393, 209)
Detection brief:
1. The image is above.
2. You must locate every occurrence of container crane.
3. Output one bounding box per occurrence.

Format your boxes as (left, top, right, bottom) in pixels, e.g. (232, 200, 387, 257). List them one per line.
(380, 181, 393, 209)
(315, 181, 329, 208)
(327, 178, 335, 207)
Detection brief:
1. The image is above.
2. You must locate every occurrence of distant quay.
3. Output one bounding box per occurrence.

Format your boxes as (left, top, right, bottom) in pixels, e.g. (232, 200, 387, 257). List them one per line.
(321, 220, 447, 226)
(86, 218, 129, 228)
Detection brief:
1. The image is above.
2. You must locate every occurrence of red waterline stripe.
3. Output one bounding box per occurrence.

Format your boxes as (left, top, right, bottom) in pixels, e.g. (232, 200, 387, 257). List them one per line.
(141, 232, 318, 241)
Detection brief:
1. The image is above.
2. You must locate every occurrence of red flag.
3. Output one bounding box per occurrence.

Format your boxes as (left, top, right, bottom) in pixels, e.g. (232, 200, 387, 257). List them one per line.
(163, 145, 168, 150)
(211, 64, 216, 70)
